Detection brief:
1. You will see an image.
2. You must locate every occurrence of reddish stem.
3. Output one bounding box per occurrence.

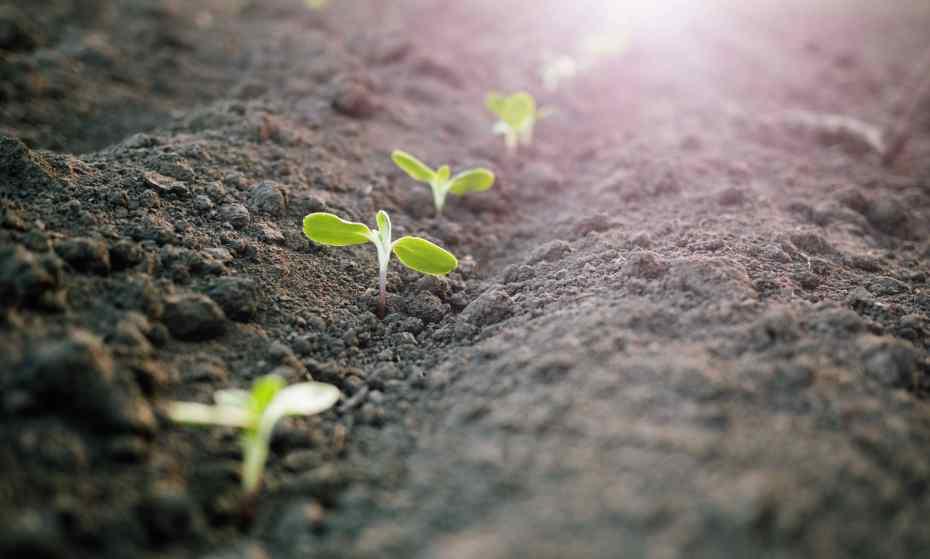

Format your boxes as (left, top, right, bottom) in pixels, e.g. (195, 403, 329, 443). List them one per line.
(238, 491, 258, 528)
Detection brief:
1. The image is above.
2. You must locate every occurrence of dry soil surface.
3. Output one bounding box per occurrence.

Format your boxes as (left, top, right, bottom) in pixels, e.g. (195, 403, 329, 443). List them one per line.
(1, 1, 929, 558)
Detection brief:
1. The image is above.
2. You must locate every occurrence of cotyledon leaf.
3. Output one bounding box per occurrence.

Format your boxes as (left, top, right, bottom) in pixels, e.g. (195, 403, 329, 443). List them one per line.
(215, 389, 251, 409)
(249, 374, 286, 418)
(502, 92, 536, 128)
(391, 150, 435, 183)
(303, 212, 372, 246)
(485, 91, 507, 117)
(449, 168, 495, 195)
(376, 209, 392, 247)
(166, 402, 252, 428)
(376, 209, 391, 235)
(436, 165, 451, 184)
(392, 236, 458, 275)
(257, 382, 341, 441)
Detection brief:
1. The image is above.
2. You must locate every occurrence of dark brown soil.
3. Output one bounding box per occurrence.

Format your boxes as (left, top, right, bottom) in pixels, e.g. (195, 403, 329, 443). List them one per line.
(2, 0, 929, 557)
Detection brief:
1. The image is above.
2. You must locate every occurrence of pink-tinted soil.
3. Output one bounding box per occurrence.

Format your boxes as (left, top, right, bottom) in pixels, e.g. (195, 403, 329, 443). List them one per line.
(1, 1, 929, 557)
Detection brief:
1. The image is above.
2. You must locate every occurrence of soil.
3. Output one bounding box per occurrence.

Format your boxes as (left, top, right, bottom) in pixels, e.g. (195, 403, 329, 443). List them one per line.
(1, 0, 929, 557)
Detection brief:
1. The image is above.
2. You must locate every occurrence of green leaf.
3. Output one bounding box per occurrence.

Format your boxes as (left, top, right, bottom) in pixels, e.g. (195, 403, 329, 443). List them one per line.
(167, 401, 253, 428)
(486, 92, 506, 117)
(376, 209, 392, 247)
(303, 212, 372, 246)
(449, 168, 495, 195)
(249, 375, 285, 418)
(391, 150, 435, 183)
(376, 209, 391, 234)
(215, 389, 250, 408)
(436, 165, 451, 184)
(258, 382, 341, 441)
(392, 236, 458, 275)
(502, 92, 535, 129)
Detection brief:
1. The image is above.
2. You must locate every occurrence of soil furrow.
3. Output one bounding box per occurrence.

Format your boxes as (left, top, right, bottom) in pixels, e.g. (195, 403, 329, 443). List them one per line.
(1, 1, 929, 558)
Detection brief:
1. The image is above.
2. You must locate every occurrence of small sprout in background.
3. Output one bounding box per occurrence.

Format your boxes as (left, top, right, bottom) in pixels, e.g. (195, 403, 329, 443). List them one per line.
(540, 53, 579, 91)
(168, 375, 340, 498)
(485, 91, 552, 154)
(390, 150, 495, 215)
(578, 32, 630, 60)
(304, 0, 330, 10)
(540, 32, 630, 91)
(303, 210, 458, 317)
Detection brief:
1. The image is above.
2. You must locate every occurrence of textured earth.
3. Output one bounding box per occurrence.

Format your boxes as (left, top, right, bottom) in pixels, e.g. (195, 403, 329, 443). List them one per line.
(1, 0, 929, 558)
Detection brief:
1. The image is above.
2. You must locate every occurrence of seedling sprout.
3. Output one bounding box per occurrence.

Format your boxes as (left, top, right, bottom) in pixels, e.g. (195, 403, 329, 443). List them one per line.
(390, 150, 495, 215)
(485, 91, 551, 154)
(304, 0, 330, 10)
(168, 375, 340, 497)
(540, 54, 579, 91)
(540, 33, 630, 91)
(303, 210, 458, 317)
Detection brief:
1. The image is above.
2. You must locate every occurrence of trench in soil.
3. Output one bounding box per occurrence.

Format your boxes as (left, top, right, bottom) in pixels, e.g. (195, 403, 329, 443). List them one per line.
(1, 0, 930, 558)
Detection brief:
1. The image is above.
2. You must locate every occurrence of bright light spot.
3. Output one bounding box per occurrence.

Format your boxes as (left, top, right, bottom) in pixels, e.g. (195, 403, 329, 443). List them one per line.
(601, 0, 705, 37)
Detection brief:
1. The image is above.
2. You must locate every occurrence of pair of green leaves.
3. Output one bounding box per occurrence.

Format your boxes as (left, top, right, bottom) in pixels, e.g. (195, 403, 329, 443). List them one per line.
(304, 210, 456, 316)
(391, 150, 494, 215)
(168, 375, 340, 494)
(303, 210, 457, 276)
(486, 91, 549, 152)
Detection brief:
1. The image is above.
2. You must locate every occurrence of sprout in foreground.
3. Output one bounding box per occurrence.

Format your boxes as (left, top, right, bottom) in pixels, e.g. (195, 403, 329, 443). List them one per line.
(485, 91, 551, 154)
(303, 210, 458, 317)
(168, 375, 340, 497)
(390, 149, 495, 215)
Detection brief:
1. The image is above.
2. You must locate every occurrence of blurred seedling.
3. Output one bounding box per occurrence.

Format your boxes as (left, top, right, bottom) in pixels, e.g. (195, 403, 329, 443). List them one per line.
(540, 32, 630, 91)
(486, 91, 552, 154)
(304, 0, 330, 10)
(168, 375, 340, 501)
(540, 54, 580, 92)
(303, 210, 458, 317)
(579, 32, 631, 59)
(391, 150, 495, 215)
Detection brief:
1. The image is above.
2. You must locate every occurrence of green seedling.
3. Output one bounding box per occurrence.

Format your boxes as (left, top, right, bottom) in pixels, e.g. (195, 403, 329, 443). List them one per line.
(303, 210, 457, 316)
(485, 91, 551, 154)
(390, 150, 495, 215)
(168, 375, 340, 497)
(304, 0, 330, 9)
